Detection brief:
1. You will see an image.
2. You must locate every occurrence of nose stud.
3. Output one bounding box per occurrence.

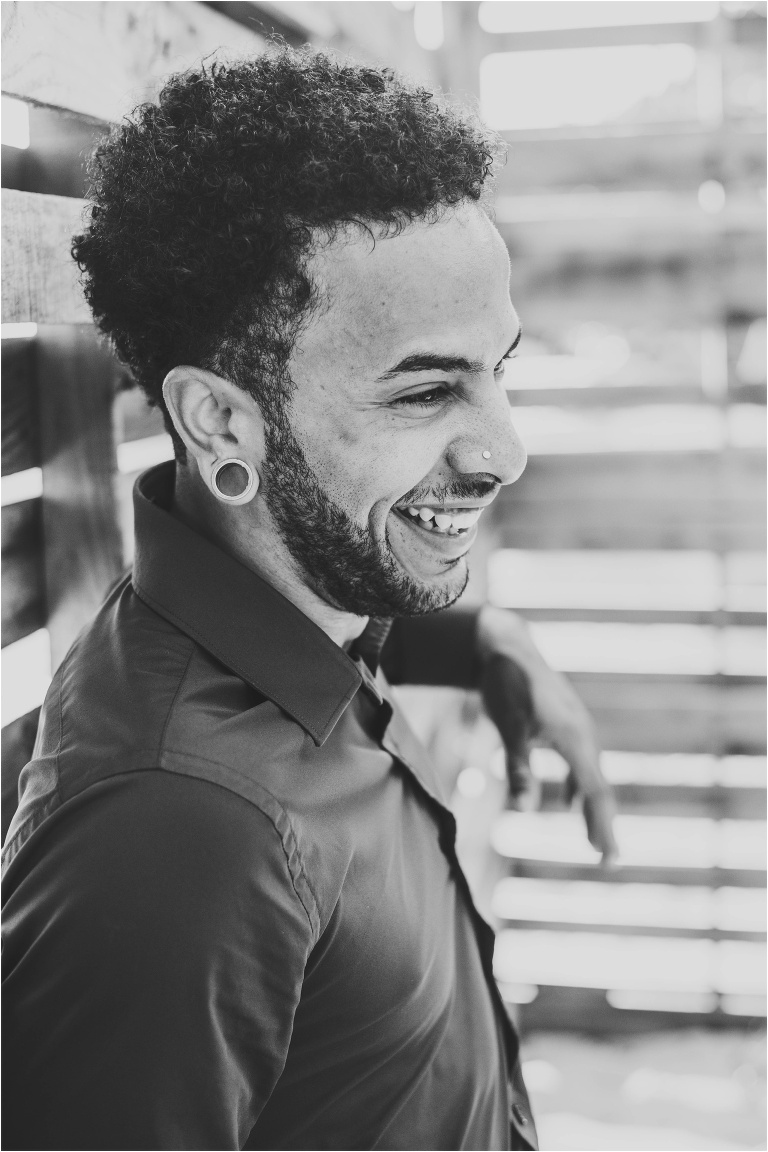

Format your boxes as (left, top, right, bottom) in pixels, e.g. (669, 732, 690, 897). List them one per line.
(482, 450, 492, 460)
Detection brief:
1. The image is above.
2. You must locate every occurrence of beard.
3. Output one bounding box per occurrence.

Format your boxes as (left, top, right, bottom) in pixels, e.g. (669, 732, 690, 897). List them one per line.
(261, 413, 484, 618)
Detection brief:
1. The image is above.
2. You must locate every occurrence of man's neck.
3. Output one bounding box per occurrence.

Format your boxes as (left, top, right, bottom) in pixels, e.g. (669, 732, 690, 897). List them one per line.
(172, 469, 369, 650)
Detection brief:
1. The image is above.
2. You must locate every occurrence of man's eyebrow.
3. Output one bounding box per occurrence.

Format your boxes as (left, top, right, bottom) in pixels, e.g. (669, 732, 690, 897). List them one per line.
(375, 324, 523, 383)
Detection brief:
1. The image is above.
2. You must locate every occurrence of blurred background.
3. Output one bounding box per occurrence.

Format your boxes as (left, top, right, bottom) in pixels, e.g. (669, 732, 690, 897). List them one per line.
(2, 3, 765, 1148)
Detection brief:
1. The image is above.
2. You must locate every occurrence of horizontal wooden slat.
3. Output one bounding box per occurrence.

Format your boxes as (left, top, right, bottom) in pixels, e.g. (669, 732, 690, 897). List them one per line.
(516, 984, 761, 1034)
(1, 189, 88, 324)
(498, 918, 765, 944)
(489, 452, 766, 551)
(569, 670, 766, 754)
(514, 607, 766, 626)
(497, 126, 766, 193)
(1, 499, 44, 647)
(1, 336, 39, 475)
(1, 1, 265, 123)
(481, 20, 722, 53)
(539, 780, 766, 819)
(507, 384, 767, 408)
(505, 859, 766, 888)
(2, 103, 105, 199)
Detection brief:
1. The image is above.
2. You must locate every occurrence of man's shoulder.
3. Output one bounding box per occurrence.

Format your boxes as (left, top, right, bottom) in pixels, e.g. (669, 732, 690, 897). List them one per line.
(2, 575, 312, 875)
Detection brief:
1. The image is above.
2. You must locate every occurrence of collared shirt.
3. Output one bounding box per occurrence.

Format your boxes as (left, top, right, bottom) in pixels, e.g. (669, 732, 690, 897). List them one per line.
(2, 462, 536, 1151)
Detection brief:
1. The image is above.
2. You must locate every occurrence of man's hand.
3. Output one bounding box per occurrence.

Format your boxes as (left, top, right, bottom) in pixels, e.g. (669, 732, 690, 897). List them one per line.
(477, 605, 618, 866)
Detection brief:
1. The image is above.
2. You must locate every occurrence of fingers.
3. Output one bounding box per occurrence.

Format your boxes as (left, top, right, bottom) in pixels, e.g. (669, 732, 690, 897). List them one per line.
(506, 757, 541, 812)
(583, 789, 619, 867)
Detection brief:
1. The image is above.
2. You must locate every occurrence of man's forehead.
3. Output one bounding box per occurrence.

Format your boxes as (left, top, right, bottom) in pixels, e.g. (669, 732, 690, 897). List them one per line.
(300, 205, 513, 368)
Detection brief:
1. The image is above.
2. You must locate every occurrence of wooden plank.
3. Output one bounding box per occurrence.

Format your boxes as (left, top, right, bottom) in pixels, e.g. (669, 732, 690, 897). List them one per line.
(499, 919, 765, 944)
(1, 336, 39, 475)
(1, 499, 45, 648)
(517, 985, 759, 1035)
(1, 1, 265, 123)
(489, 452, 766, 551)
(508, 384, 767, 408)
(505, 859, 766, 888)
(513, 607, 766, 627)
(496, 127, 766, 194)
(568, 671, 766, 755)
(1, 706, 41, 842)
(36, 326, 124, 669)
(481, 21, 714, 54)
(2, 104, 106, 199)
(1, 189, 88, 324)
(539, 780, 766, 819)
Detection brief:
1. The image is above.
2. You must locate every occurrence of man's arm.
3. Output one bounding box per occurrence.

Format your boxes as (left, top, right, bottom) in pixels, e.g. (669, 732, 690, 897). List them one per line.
(382, 606, 618, 864)
(2, 770, 314, 1150)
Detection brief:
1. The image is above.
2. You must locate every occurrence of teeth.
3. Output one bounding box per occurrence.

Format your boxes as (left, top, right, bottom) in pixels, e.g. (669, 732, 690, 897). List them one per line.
(448, 508, 482, 530)
(397, 504, 484, 535)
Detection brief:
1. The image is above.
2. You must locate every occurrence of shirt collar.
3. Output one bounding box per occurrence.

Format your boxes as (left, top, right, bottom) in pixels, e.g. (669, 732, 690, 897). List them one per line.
(132, 461, 369, 746)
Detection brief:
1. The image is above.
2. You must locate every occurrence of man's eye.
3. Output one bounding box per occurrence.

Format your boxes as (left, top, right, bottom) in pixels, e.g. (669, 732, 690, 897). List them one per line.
(393, 385, 451, 408)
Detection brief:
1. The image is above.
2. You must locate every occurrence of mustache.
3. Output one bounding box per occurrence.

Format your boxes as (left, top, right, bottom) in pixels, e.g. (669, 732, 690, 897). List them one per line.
(400, 476, 499, 505)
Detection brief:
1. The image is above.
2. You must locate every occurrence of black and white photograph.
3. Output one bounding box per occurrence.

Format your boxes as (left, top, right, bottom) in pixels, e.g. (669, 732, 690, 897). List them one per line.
(1, 2, 766, 1149)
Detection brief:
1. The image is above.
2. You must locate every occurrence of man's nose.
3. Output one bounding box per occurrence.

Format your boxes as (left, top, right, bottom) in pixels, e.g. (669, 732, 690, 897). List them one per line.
(446, 384, 527, 486)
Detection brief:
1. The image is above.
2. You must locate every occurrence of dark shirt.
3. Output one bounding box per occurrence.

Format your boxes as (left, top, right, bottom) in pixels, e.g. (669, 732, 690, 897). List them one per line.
(2, 462, 536, 1151)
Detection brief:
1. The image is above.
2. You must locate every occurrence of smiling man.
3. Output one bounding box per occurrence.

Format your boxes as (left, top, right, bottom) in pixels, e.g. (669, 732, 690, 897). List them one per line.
(2, 49, 615, 1151)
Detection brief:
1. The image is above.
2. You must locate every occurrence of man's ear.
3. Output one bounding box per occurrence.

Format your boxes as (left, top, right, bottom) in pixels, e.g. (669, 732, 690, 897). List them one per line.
(162, 367, 266, 484)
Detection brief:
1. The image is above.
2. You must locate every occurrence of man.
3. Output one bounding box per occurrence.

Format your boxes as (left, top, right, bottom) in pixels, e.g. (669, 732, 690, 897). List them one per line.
(3, 49, 616, 1150)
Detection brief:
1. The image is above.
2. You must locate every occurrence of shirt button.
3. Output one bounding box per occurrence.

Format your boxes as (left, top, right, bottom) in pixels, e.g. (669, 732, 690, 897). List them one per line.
(511, 1103, 527, 1126)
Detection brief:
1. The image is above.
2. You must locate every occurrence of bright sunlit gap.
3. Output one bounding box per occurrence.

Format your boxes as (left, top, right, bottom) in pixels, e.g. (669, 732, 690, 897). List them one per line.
(413, 0, 443, 50)
(529, 748, 767, 789)
(494, 930, 766, 998)
(526, 621, 766, 676)
(492, 879, 767, 933)
(488, 550, 767, 613)
(506, 404, 766, 453)
(1, 323, 38, 340)
(478, 2, 719, 35)
(480, 43, 698, 131)
(1, 95, 30, 150)
(2, 629, 51, 726)
(491, 812, 767, 870)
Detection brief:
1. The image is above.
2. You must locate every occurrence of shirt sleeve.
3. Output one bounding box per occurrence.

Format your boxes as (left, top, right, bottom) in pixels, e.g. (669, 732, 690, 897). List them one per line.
(2, 770, 315, 1151)
(380, 606, 482, 688)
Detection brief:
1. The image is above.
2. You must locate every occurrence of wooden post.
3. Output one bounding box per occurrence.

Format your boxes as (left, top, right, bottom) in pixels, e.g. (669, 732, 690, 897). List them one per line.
(36, 325, 124, 669)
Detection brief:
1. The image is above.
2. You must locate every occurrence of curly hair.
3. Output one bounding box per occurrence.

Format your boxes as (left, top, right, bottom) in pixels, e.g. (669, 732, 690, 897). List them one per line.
(72, 46, 504, 459)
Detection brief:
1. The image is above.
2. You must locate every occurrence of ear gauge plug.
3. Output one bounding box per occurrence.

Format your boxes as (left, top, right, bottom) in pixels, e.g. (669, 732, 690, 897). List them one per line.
(211, 458, 259, 504)
(482, 450, 492, 460)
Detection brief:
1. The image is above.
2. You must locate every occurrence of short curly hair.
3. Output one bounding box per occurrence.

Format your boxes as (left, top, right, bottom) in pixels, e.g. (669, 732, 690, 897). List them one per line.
(73, 46, 504, 459)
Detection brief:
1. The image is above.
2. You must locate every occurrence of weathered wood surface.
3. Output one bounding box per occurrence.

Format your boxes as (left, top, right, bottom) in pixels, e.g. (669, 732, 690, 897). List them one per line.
(520, 985, 764, 1035)
(1, 1, 264, 123)
(569, 671, 766, 755)
(1, 189, 88, 324)
(497, 127, 766, 194)
(1, 337, 39, 476)
(505, 858, 766, 888)
(539, 779, 766, 820)
(514, 607, 766, 627)
(1, 499, 45, 648)
(490, 451, 766, 551)
(37, 326, 124, 669)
